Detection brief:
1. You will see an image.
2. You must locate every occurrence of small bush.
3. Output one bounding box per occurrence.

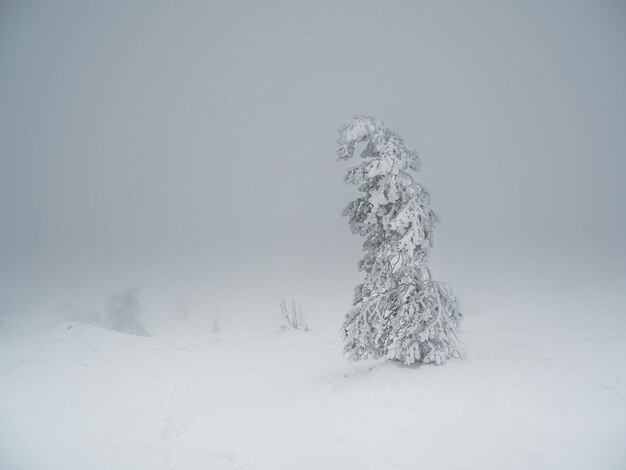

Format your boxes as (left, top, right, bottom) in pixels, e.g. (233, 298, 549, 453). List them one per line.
(280, 298, 308, 331)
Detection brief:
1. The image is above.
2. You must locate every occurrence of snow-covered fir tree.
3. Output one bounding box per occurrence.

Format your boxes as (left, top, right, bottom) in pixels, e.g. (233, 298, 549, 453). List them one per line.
(337, 116, 462, 365)
(106, 288, 150, 336)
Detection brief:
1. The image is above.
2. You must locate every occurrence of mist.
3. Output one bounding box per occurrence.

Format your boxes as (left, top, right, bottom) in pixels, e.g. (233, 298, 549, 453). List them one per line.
(1, 0, 625, 335)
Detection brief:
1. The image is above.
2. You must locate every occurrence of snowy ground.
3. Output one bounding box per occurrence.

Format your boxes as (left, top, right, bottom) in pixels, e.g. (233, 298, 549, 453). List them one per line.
(1, 281, 626, 470)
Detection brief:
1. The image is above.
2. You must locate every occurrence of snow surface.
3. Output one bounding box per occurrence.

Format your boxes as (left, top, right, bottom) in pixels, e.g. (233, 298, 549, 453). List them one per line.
(1, 281, 626, 470)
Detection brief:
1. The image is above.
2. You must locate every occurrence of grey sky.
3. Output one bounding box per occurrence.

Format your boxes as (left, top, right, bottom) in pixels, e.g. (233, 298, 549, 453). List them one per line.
(1, 1, 625, 325)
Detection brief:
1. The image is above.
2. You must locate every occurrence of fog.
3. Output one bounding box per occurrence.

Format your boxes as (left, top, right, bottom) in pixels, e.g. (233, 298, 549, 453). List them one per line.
(1, 0, 625, 334)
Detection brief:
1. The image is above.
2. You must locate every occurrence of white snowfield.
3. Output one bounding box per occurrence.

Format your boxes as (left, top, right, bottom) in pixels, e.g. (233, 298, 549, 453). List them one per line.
(1, 282, 626, 470)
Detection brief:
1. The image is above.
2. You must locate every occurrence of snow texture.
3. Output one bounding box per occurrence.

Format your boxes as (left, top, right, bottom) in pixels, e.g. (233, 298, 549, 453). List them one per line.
(1, 280, 625, 469)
